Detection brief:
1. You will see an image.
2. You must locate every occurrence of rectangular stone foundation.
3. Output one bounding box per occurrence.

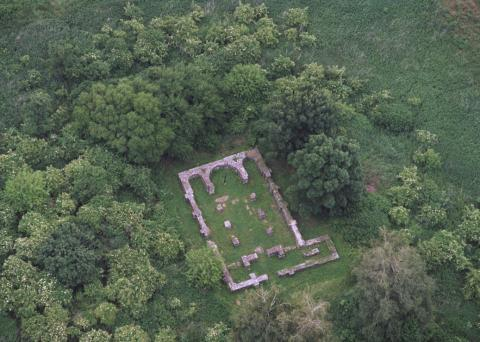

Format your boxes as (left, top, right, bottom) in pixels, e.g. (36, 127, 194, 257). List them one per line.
(179, 148, 340, 292)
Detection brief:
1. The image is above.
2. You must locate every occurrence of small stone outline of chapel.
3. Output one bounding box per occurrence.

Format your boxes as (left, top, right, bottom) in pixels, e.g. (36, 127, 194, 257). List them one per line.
(178, 148, 339, 292)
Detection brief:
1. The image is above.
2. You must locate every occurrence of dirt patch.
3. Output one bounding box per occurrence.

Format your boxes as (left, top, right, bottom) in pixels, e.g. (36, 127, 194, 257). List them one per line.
(366, 175, 381, 193)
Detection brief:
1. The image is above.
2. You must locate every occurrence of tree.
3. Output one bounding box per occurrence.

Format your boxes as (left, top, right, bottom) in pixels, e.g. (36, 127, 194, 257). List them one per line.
(80, 329, 112, 342)
(288, 133, 363, 215)
(388, 206, 410, 227)
(36, 222, 100, 288)
(73, 64, 225, 163)
(20, 89, 54, 136)
(205, 322, 230, 342)
(185, 247, 223, 289)
(21, 305, 69, 342)
(64, 157, 119, 203)
(232, 286, 331, 341)
(73, 77, 174, 163)
(457, 205, 480, 245)
(233, 286, 288, 342)
(0, 256, 71, 319)
(420, 230, 469, 270)
(106, 247, 165, 317)
(114, 324, 150, 342)
(3, 168, 49, 213)
(224, 64, 269, 105)
(257, 63, 353, 157)
(413, 148, 441, 171)
(464, 268, 480, 303)
(154, 327, 176, 342)
(94, 302, 118, 327)
(352, 230, 435, 341)
(15, 211, 57, 260)
(416, 204, 447, 229)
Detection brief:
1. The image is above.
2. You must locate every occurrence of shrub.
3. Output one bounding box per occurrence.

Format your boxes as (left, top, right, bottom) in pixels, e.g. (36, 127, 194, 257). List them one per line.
(420, 230, 468, 270)
(388, 206, 410, 227)
(336, 193, 390, 246)
(185, 247, 223, 289)
(457, 205, 480, 245)
(372, 104, 415, 133)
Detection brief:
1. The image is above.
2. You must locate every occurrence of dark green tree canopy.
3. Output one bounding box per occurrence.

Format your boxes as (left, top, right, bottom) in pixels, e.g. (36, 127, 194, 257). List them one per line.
(73, 63, 225, 163)
(288, 133, 363, 215)
(72, 77, 174, 164)
(36, 222, 100, 288)
(257, 63, 357, 158)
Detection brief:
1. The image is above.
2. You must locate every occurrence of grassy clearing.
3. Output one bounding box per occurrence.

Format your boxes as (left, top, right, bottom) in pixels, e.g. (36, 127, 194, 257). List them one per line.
(157, 141, 355, 308)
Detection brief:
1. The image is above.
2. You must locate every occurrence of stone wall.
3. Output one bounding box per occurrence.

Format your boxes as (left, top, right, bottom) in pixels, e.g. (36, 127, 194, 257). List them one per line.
(178, 151, 250, 238)
(246, 148, 305, 247)
(208, 240, 268, 292)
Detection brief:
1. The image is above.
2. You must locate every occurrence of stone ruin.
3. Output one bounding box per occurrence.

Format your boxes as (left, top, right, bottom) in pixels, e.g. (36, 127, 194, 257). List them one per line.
(303, 248, 320, 257)
(241, 253, 259, 267)
(231, 235, 240, 247)
(277, 236, 339, 277)
(224, 220, 232, 229)
(208, 240, 268, 291)
(178, 148, 340, 292)
(257, 208, 266, 220)
(266, 245, 285, 258)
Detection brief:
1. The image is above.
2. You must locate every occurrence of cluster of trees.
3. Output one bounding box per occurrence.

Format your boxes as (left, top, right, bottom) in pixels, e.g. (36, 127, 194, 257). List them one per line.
(10, 0, 377, 216)
(3, 2, 362, 340)
(0, 132, 192, 340)
(331, 130, 480, 341)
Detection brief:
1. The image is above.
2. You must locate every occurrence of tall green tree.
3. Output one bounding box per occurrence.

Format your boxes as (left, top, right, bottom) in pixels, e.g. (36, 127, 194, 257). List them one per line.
(257, 63, 355, 157)
(36, 222, 100, 288)
(288, 133, 363, 215)
(72, 77, 174, 164)
(106, 247, 165, 317)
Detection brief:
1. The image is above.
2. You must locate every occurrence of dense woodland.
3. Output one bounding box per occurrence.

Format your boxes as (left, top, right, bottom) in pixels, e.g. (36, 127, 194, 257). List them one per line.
(0, 1, 479, 341)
